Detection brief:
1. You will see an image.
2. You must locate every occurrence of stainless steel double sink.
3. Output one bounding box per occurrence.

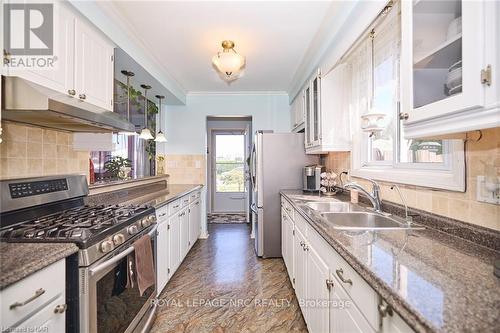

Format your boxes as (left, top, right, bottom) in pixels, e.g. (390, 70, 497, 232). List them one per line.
(302, 201, 424, 231)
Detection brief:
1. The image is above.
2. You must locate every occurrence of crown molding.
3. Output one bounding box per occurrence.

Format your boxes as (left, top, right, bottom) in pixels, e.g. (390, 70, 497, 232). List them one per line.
(68, 0, 187, 105)
(187, 91, 289, 97)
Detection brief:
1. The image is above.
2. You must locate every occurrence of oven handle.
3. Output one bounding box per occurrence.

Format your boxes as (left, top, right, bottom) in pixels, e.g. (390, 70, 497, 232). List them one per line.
(89, 226, 157, 276)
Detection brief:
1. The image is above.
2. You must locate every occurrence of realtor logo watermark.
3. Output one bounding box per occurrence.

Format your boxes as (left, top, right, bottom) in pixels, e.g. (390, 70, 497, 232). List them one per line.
(3, 2, 57, 69)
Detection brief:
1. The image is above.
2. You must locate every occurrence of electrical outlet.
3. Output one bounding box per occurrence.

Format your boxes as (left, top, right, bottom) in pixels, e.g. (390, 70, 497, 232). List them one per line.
(476, 176, 500, 205)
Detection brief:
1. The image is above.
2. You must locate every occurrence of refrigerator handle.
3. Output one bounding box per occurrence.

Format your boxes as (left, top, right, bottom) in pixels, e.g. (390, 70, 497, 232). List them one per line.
(250, 203, 258, 214)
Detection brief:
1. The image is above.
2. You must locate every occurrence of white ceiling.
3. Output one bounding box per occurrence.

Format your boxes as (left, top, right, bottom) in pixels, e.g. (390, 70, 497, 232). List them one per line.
(101, 1, 333, 93)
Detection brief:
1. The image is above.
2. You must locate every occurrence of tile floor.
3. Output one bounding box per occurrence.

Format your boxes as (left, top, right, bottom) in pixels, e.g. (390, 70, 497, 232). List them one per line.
(150, 223, 307, 333)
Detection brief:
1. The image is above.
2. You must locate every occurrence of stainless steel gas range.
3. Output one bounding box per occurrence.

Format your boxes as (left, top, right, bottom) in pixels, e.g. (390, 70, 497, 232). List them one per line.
(0, 175, 158, 333)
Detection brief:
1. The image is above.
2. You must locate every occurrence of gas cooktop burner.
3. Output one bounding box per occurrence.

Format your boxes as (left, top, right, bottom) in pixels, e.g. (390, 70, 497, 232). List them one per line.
(0, 204, 152, 244)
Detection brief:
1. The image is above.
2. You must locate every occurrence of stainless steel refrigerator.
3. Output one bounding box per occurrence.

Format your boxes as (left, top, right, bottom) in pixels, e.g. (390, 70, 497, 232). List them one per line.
(250, 131, 318, 258)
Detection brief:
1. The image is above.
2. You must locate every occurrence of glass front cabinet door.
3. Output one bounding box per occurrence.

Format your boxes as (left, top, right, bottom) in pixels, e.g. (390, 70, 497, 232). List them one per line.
(401, 0, 497, 138)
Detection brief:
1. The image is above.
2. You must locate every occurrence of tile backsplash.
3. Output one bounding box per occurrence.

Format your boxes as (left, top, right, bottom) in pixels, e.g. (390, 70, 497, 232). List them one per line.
(0, 122, 90, 180)
(165, 154, 205, 185)
(325, 127, 500, 231)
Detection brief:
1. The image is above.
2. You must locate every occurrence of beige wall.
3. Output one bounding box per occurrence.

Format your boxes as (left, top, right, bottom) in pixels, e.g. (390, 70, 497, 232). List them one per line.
(325, 127, 500, 231)
(0, 122, 90, 180)
(164, 154, 205, 185)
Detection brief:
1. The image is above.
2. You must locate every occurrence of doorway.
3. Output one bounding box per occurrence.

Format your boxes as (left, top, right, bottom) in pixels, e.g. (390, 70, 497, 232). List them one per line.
(207, 117, 252, 219)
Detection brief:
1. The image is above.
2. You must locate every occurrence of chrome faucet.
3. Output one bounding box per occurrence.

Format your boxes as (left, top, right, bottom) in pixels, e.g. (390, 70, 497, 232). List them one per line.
(344, 176, 382, 212)
(390, 184, 413, 225)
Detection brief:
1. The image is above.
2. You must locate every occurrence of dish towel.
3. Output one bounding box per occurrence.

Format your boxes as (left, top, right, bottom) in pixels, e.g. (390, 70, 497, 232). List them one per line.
(132, 234, 155, 296)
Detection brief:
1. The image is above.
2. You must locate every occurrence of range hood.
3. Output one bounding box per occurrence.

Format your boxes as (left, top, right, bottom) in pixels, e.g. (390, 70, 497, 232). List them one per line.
(1, 76, 136, 133)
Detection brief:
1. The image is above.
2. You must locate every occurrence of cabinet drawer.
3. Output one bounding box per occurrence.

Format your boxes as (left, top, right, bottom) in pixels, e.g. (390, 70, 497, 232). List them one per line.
(281, 197, 295, 220)
(168, 199, 181, 216)
(181, 195, 190, 208)
(294, 212, 309, 236)
(189, 190, 200, 203)
(156, 205, 168, 221)
(331, 250, 379, 330)
(17, 294, 66, 333)
(1, 259, 65, 329)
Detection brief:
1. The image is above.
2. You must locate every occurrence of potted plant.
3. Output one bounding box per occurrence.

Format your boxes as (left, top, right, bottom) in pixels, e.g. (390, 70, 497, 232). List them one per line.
(104, 156, 132, 180)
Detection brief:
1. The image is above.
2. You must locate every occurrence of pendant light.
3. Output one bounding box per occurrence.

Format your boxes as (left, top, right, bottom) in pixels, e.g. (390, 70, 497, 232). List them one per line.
(154, 95, 167, 142)
(139, 84, 154, 140)
(118, 70, 138, 136)
(212, 40, 245, 82)
(360, 29, 386, 137)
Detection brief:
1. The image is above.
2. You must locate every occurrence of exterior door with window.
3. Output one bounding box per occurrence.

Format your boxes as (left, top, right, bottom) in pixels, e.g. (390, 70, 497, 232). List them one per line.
(212, 131, 247, 213)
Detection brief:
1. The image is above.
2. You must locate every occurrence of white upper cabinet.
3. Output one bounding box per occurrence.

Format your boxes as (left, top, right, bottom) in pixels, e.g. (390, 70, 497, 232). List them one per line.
(290, 92, 305, 132)
(401, 0, 499, 138)
(305, 65, 351, 154)
(74, 17, 114, 111)
(17, 3, 75, 96)
(11, 1, 114, 112)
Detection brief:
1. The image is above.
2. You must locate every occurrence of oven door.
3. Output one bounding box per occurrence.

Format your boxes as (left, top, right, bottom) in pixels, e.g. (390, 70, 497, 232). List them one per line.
(80, 226, 157, 333)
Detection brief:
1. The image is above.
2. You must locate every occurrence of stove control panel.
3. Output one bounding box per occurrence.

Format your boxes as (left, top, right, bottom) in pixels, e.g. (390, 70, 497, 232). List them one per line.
(9, 179, 68, 198)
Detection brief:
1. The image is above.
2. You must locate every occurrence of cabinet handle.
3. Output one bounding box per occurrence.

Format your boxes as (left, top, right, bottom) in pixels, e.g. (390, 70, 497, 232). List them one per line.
(335, 268, 353, 286)
(173, 205, 180, 209)
(9, 288, 45, 310)
(304, 245, 309, 251)
(79, 93, 86, 100)
(159, 213, 166, 217)
(399, 112, 409, 121)
(299, 241, 305, 248)
(326, 278, 335, 290)
(68, 89, 76, 96)
(54, 304, 67, 314)
(378, 303, 393, 318)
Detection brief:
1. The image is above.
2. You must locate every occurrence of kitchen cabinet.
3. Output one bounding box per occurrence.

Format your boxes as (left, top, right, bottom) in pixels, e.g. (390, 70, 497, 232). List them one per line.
(329, 272, 375, 333)
(74, 16, 114, 111)
(305, 245, 330, 333)
(304, 65, 351, 154)
(293, 227, 307, 311)
(156, 219, 169, 294)
(16, 3, 75, 96)
(11, 1, 114, 112)
(188, 199, 201, 249)
(168, 212, 181, 275)
(157, 189, 202, 294)
(281, 206, 294, 279)
(401, 0, 499, 138)
(290, 91, 305, 132)
(179, 208, 189, 258)
(280, 194, 415, 333)
(1, 259, 66, 332)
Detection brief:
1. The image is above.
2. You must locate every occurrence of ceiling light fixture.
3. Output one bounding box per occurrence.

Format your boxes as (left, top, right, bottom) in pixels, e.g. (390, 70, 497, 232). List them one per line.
(154, 95, 167, 143)
(360, 29, 386, 137)
(212, 40, 245, 82)
(139, 84, 154, 140)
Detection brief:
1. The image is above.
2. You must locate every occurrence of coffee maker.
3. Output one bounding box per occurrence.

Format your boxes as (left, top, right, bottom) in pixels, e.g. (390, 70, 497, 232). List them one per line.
(303, 165, 326, 192)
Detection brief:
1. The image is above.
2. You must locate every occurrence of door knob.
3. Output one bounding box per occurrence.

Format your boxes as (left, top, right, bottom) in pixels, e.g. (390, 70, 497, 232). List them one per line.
(68, 89, 76, 96)
(79, 93, 86, 100)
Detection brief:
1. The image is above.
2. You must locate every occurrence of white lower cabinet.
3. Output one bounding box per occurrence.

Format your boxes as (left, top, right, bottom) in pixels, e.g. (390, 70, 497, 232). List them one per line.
(168, 211, 181, 275)
(1, 259, 66, 332)
(329, 274, 375, 333)
(157, 189, 202, 295)
(305, 246, 330, 333)
(19, 294, 66, 333)
(156, 220, 169, 294)
(281, 195, 415, 333)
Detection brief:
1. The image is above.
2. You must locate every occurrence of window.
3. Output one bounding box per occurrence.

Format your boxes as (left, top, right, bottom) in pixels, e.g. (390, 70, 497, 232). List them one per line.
(215, 134, 246, 193)
(348, 1, 465, 191)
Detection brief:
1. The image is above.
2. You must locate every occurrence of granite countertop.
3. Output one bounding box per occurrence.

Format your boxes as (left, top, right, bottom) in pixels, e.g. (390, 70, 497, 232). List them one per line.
(0, 242, 78, 290)
(280, 190, 500, 333)
(123, 184, 203, 208)
(86, 182, 203, 209)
